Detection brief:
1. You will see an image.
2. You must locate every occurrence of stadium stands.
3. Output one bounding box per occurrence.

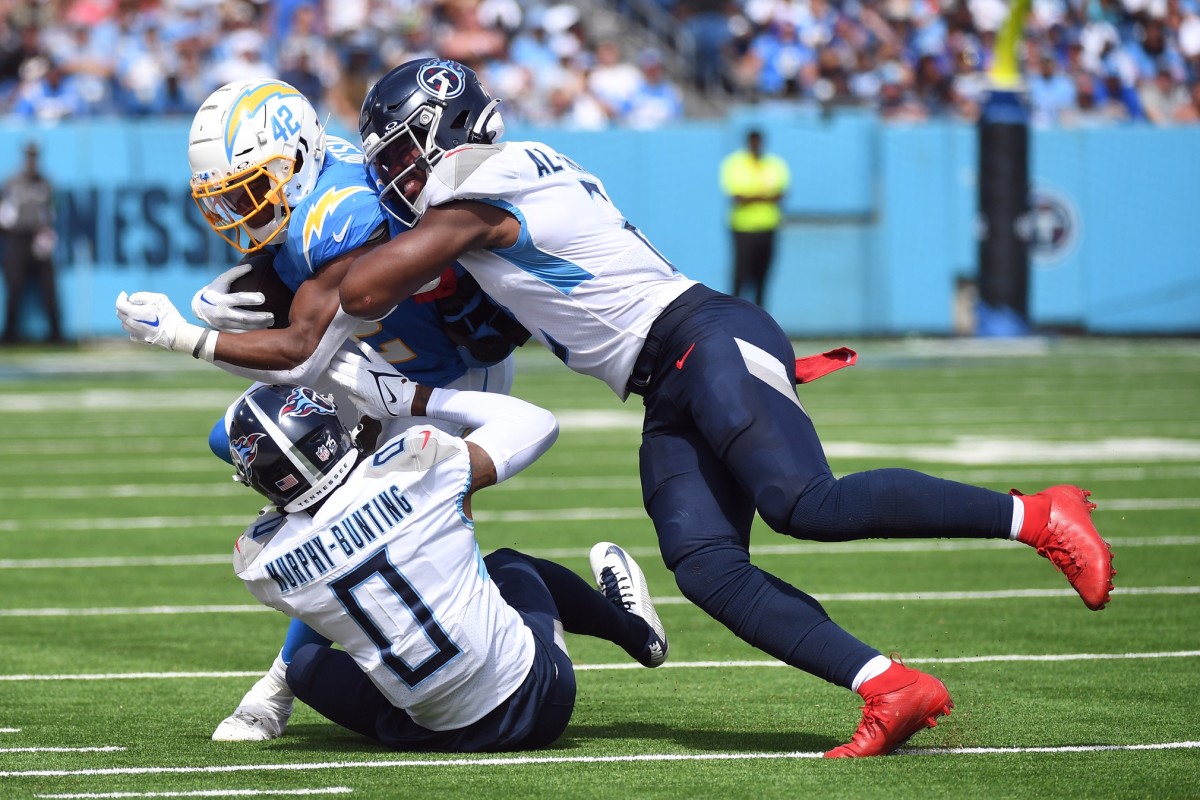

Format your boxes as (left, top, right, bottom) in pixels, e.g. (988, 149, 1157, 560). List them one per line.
(1, 0, 1196, 127)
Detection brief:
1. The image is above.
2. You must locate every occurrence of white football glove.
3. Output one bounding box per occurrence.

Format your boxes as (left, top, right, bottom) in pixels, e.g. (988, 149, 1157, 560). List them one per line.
(327, 341, 416, 418)
(115, 291, 214, 360)
(191, 262, 275, 332)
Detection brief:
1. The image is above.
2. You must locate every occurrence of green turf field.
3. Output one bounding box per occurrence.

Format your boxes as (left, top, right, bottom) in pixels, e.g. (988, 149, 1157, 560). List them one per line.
(1, 337, 1197, 799)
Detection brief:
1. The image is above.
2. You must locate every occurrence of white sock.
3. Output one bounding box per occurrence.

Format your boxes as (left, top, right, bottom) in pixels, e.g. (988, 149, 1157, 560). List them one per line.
(267, 652, 288, 686)
(1009, 495, 1024, 540)
(851, 655, 894, 693)
(240, 652, 292, 711)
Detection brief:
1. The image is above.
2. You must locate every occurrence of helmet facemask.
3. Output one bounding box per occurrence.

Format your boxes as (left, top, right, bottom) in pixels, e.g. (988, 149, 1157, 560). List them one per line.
(365, 102, 444, 228)
(362, 58, 505, 228)
(191, 153, 295, 253)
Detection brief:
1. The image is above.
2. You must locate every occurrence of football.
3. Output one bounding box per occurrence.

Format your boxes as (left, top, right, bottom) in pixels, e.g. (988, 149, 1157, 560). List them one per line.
(228, 251, 294, 330)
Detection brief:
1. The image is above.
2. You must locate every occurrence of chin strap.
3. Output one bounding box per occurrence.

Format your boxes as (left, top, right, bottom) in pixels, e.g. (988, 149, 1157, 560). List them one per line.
(471, 98, 503, 143)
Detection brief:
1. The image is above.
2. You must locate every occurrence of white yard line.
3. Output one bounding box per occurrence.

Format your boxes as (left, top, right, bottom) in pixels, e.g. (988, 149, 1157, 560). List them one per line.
(0, 605, 268, 618)
(1, 497, 1198, 534)
(0, 671, 262, 682)
(653, 586, 1200, 604)
(0, 585, 1195, 619)
(2, 650, 1196, 683)
(1, 534, 1196, 570)
(35, 789, 352, 799)
(577, 650, 1200, 672)
(0, 747, 124, 753)
(7, 465, 1200, 496)
(3, 741, 1198, 777)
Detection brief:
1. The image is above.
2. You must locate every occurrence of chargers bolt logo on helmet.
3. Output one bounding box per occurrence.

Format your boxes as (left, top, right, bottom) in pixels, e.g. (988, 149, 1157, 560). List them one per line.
(225, 81, 301, 162)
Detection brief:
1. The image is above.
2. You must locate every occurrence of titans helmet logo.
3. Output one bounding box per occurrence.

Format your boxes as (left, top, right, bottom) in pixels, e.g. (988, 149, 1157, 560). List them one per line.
(280, 387, 337, 419)
(230, 432, 266, 478)
(417, 59, 466, 100)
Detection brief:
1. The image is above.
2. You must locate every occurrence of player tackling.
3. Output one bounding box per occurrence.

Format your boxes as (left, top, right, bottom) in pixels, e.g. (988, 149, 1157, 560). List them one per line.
(336, 58, 1116, 758)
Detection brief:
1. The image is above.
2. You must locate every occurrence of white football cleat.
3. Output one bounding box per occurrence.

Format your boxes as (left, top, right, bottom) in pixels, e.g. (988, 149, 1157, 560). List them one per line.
(212, 705, 290, 742)
(589, 542, 669, 668)
(212, 664, 294, 742)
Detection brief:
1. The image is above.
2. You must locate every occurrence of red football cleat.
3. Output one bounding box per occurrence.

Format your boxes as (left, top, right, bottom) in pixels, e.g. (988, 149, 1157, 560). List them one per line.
(1012, 485, 1116, 611)
(824, 662, 953, 758)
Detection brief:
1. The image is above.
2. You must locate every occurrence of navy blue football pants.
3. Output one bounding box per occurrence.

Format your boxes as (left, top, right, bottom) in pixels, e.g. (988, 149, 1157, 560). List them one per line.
(634, 285, 1014, 688)
(286, 548, 649, 751)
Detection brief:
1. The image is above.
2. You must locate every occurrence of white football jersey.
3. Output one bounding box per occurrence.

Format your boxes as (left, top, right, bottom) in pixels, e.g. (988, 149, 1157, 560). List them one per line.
(420, 141, 697, 398)
(234, 426, 535, 731)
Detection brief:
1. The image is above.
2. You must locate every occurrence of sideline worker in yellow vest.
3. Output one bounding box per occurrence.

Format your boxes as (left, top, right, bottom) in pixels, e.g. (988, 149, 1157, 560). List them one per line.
(719, 129, 790, 308)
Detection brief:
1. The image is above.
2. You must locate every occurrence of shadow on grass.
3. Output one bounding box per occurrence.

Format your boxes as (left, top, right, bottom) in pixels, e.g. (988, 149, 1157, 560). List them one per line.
(262, 721, 835, 757)
(561, 721, 834, 754)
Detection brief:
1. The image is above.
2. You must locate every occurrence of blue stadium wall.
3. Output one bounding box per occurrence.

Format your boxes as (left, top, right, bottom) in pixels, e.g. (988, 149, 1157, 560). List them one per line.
(1, 111, 1197, 340)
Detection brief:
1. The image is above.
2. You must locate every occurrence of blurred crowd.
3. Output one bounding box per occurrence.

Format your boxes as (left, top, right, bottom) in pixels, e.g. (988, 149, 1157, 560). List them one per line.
(0, 0, 685, 129)
(1, 0, 1198, 128)
(671, 0, 1200, 124)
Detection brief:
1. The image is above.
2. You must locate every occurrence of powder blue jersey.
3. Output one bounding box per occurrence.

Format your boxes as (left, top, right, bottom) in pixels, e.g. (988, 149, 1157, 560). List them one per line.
(272, 136, 473, 387)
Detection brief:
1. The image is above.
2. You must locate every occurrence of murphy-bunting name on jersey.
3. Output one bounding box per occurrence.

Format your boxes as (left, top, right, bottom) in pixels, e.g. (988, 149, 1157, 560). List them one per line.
(263, 483, 415, 594)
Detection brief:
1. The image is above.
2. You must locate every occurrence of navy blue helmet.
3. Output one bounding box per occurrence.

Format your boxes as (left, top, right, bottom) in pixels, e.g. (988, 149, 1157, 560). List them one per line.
(228, 384, 359, 512)
(359, 58, 505, 226)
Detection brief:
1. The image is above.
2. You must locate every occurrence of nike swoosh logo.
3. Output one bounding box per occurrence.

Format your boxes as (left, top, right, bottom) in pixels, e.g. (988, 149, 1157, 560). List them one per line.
(420, 430, 431, 449)
(330, 218, 353, 243)
(199, 292, 216, 306)
(134, 316, 160, 327)
(675, 342, 696, 369)
(375, 373, 398, 407)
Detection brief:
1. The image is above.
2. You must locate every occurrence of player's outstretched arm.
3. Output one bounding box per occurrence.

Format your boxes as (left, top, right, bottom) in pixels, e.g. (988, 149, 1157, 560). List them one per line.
(340, 201, 520, 321)
(118, 245, 369, 384)
(435, 388, 559, 492)
(328, 341, 558, 492)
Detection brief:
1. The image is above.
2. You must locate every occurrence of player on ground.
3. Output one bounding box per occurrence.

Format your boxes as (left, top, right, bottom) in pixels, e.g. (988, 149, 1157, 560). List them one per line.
(337, 58, 1117, 758)
(225, 366, 668, 751)
(113, 79, 528, 742)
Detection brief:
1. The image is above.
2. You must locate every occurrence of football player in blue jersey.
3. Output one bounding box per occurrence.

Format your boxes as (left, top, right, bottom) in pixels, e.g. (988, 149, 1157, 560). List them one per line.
(114, 79, 529, 742)
(338, 58, 1117, 758)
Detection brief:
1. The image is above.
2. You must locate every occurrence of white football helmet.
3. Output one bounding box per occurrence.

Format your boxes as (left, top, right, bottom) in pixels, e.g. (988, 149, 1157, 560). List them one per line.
(188, 80, 326, 253)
